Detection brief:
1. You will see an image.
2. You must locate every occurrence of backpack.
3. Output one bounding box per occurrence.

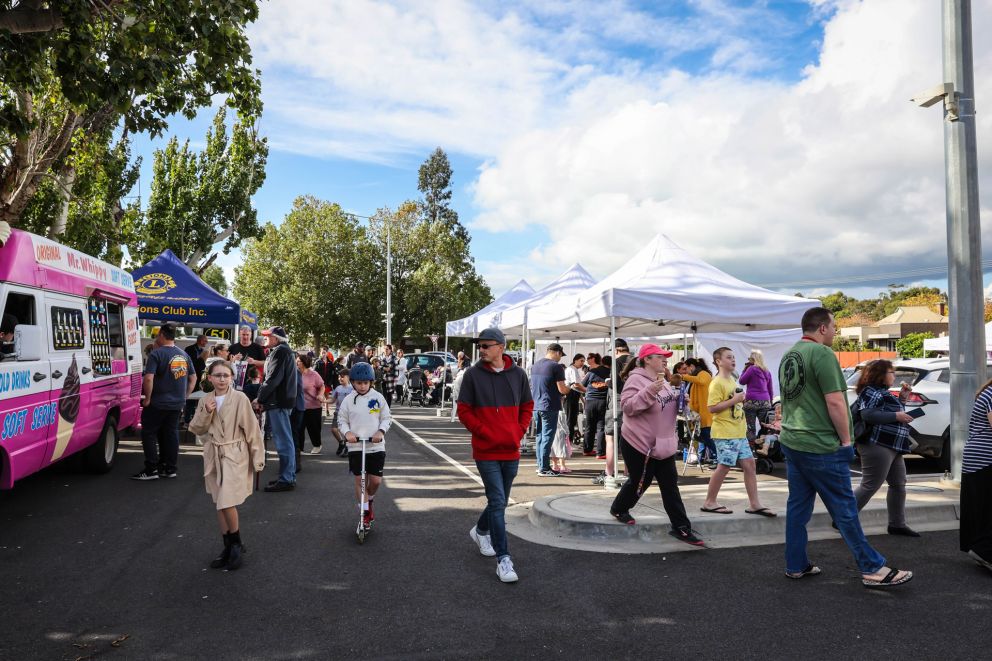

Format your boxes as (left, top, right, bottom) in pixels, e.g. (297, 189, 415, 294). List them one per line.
(851, 400, 871, 444)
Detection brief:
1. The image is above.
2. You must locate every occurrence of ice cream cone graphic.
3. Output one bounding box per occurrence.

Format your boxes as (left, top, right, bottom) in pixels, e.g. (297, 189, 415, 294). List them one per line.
(52, 354, 80, 461)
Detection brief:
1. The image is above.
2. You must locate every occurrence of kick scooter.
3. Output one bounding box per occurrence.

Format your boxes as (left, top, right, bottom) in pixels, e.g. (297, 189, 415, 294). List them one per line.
(356, 438, 370, 543)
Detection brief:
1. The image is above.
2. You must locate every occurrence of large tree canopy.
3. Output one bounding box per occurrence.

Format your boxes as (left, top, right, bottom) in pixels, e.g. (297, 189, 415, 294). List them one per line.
(125, 106, 267, 272)
(0, 0, 262, 229)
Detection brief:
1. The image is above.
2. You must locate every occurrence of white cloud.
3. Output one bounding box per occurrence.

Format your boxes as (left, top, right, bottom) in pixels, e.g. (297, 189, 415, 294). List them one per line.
(470, 0, 992, 293)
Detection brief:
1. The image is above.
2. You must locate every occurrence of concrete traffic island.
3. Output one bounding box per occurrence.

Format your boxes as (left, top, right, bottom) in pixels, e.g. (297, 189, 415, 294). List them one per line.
(506, 475, 960, 554)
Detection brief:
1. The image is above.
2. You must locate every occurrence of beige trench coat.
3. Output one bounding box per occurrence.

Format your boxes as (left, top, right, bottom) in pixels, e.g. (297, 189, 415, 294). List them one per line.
(189, 389, 265, 510)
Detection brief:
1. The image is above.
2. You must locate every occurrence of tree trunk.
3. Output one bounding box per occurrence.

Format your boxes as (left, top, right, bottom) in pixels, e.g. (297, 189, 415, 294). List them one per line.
(48, 165, 76, 239)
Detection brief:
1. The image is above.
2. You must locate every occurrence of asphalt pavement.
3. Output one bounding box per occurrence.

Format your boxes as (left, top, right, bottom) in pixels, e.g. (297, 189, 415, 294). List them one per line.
(1, 405, 989, 660)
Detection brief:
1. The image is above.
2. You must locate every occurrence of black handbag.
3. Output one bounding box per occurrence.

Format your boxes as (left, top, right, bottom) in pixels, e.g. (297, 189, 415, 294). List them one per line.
(851, 402, 872, 444)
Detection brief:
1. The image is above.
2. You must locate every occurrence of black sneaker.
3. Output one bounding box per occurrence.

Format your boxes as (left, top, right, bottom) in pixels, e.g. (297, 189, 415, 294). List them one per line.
(669, 526, 705, 546)
(264, 480, 295, 492)
(536, 469, 560, 477)
(611, 509, 636, 525)
(160, 468, 177, 479)
(131, 469, 159, 481)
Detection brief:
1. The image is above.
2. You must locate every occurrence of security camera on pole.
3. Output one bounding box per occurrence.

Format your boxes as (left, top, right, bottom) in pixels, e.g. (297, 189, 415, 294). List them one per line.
(913, 0, 986, 482)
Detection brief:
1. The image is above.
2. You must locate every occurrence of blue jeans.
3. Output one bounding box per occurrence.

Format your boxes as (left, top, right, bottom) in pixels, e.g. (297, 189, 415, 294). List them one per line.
(535, 410, 558, 472)
(475, 459, 519, 560)
(699, 426, 717, 461)
(782, 444, 885, 575)
(268, 407, 296, 484)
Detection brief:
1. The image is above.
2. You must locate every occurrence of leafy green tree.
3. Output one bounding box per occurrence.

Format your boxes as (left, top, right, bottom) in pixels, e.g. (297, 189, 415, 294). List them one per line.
(125, 107, 267, 271)
(417, 147, 469, 243)
(832, 336, 863, 352)
(0, 0, 262, 230)
(233, 197, 378, 348)
(18, 123, 140, 262)
(896, 332, 935, 359)
(368, 202, 491, 342)
(201, 264, 228, 296)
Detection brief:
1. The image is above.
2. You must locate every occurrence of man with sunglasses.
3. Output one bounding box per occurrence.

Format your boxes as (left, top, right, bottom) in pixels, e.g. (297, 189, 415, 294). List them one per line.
(457, 328, 534, 583)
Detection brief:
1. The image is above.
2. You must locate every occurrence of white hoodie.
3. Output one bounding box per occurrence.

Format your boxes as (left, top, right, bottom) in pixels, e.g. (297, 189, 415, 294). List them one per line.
(338, 387, 392, 454)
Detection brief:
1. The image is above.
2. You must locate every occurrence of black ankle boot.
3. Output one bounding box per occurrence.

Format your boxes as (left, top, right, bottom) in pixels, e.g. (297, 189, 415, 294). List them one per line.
(210, 533, 231, 569)
(227, 530, 244, 570)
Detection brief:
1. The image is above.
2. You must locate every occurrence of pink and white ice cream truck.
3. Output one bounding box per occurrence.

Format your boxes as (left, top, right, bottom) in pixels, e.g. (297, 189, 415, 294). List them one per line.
(0, 229, 142, 488)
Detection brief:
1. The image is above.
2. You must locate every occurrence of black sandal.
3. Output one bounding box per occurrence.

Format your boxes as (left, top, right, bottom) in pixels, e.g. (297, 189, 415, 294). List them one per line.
(863, 568, 913, 588)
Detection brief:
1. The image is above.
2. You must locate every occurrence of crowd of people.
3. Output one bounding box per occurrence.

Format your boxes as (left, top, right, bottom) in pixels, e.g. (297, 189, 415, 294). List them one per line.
(130, 309, 992, 587)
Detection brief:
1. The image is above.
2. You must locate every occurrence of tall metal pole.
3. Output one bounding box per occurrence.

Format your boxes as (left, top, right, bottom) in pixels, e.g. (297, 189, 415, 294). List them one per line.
(943, 0, 984, 481)
(386, 220, 392, 346)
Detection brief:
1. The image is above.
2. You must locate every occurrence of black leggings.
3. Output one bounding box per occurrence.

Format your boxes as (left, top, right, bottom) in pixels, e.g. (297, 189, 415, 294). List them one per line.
(563, 391, 581, 443)
(584, 397, 606, 454)
(611, 438, 691, 531)
(303, 408, 322, 448)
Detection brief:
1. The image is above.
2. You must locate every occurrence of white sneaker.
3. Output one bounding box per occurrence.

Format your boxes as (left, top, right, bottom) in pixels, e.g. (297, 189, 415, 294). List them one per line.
(310, 446, 322, 454)
(470, 526, 496, 557)
(496, 556, 518, 583)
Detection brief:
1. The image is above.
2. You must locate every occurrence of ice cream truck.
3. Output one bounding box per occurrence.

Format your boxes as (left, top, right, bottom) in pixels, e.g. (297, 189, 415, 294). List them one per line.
(0, 229, 142, 489)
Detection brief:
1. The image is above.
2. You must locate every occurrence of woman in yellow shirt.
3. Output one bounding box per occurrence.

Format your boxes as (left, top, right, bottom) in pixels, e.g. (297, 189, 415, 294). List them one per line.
(682, 358, 716, 463)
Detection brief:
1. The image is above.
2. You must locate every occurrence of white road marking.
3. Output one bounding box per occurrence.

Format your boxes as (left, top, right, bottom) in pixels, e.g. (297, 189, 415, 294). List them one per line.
(391, 419, 484, 487)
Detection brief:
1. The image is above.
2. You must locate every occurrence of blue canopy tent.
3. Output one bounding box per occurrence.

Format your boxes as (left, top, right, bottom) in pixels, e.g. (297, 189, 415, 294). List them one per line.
(131, 249, 252, 340)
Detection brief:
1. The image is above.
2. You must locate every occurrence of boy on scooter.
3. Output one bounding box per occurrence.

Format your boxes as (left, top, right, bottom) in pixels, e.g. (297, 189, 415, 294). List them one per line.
(338, 363, 392, 528)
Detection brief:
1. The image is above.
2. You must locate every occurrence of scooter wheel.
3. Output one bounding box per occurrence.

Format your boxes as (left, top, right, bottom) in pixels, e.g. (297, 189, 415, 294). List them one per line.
(357, 529, 366, 544)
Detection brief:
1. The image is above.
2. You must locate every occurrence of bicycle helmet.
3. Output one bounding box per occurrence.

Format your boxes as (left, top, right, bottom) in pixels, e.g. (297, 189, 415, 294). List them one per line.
(350, 362, 375, 382)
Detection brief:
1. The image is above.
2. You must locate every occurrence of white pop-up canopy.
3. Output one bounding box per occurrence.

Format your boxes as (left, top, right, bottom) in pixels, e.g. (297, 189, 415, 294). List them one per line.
(484, 263, 597, 335)
(923, 322, 992, 353)
(526, 234, 819, 338)
(445, 279, 535, 338)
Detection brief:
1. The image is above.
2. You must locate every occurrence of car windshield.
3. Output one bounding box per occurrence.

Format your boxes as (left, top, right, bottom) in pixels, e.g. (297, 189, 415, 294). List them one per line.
(846, 366, 926, 388)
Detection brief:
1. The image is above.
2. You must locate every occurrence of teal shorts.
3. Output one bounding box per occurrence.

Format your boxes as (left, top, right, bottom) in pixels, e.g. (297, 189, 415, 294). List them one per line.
(715, 438, 753, 466)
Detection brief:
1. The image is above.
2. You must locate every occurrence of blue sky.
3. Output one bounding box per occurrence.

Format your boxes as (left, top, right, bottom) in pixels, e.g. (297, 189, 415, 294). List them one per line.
(129, 0, 992, 301)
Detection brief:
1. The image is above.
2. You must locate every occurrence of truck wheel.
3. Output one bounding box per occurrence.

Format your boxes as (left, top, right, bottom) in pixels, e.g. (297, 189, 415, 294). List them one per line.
(939, 430, 951, 473)
(83, 417, 119, 474)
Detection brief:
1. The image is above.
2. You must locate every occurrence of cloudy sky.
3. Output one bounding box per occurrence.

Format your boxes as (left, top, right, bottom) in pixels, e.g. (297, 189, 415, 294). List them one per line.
(131, 0, 992, 301)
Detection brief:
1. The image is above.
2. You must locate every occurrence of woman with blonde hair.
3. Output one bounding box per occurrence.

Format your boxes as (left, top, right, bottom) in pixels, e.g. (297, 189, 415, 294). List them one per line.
(739, 349, 774, 442)
(189, 360, 266, 570)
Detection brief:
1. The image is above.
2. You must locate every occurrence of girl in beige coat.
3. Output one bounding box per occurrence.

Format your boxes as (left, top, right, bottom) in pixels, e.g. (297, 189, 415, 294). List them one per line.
(189, 360, 265, 570)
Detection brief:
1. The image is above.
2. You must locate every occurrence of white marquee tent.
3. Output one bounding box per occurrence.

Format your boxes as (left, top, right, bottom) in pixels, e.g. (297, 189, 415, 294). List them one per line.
(445, 279, 535, 338)
(526, 234, 819, 338)
(483, 263, 597, 336)
(923, 322, 992, 353)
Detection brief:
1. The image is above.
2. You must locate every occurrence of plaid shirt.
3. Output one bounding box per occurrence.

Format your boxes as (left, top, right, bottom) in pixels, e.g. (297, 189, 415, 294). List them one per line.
(380, 354, 398, 390)
(856, 386, 912, 454)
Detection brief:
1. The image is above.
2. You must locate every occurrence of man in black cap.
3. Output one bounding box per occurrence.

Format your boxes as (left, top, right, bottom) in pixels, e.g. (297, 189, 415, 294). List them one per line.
(457, 327, 533, 583)
(346, 343, 369, 369)
(257, 326, 299, 492)
(530, 342, 569, 476)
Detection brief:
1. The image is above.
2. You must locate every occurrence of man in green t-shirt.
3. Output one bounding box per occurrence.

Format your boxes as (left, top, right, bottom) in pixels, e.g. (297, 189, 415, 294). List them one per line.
(778, 307, 912, 588)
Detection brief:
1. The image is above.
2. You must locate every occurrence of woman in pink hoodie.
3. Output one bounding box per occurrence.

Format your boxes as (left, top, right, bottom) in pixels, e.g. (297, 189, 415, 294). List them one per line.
(609, 344, 703, 547)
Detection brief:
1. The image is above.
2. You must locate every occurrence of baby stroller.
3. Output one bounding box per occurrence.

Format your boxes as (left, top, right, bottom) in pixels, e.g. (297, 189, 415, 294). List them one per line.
(406, 367, 429, 407)
(753, 410, 784, 474)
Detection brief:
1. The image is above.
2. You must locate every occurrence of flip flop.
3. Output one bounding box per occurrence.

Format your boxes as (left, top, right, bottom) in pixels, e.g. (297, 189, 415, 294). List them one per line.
(745, 507, 777, 518)
(785, 564, 822, 580)
(700, 505, 733, 514)
(863, 568, 913, 589)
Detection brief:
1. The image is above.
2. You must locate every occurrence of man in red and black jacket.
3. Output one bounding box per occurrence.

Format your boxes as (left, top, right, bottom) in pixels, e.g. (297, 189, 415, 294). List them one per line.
(457, 327, 533, 584)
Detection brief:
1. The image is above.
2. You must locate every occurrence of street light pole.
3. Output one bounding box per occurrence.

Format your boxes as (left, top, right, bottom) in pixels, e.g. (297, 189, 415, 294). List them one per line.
(925, 0, 986, 481)
(386, 218, 392, 346)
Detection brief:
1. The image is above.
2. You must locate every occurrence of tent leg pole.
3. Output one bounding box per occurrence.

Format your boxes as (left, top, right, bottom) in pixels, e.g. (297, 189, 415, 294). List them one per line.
(605, 316, 623, 490)
(438, 335, 449, 416)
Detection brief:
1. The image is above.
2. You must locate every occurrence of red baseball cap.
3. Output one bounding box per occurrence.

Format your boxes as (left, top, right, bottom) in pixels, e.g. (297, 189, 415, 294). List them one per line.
(638, 343, 673, 359)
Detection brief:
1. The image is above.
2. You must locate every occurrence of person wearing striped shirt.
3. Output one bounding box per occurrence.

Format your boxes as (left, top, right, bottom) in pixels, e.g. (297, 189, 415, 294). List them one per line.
(961, 378, 992, 573)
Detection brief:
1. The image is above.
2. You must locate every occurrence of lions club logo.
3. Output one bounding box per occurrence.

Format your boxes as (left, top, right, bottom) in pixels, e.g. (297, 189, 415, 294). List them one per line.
(135, 273, 177, 295)
(780, 351, 806, 401)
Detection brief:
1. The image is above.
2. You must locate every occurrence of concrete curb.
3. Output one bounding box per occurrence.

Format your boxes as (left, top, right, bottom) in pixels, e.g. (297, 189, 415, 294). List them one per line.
(507, 479, 961, 554)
